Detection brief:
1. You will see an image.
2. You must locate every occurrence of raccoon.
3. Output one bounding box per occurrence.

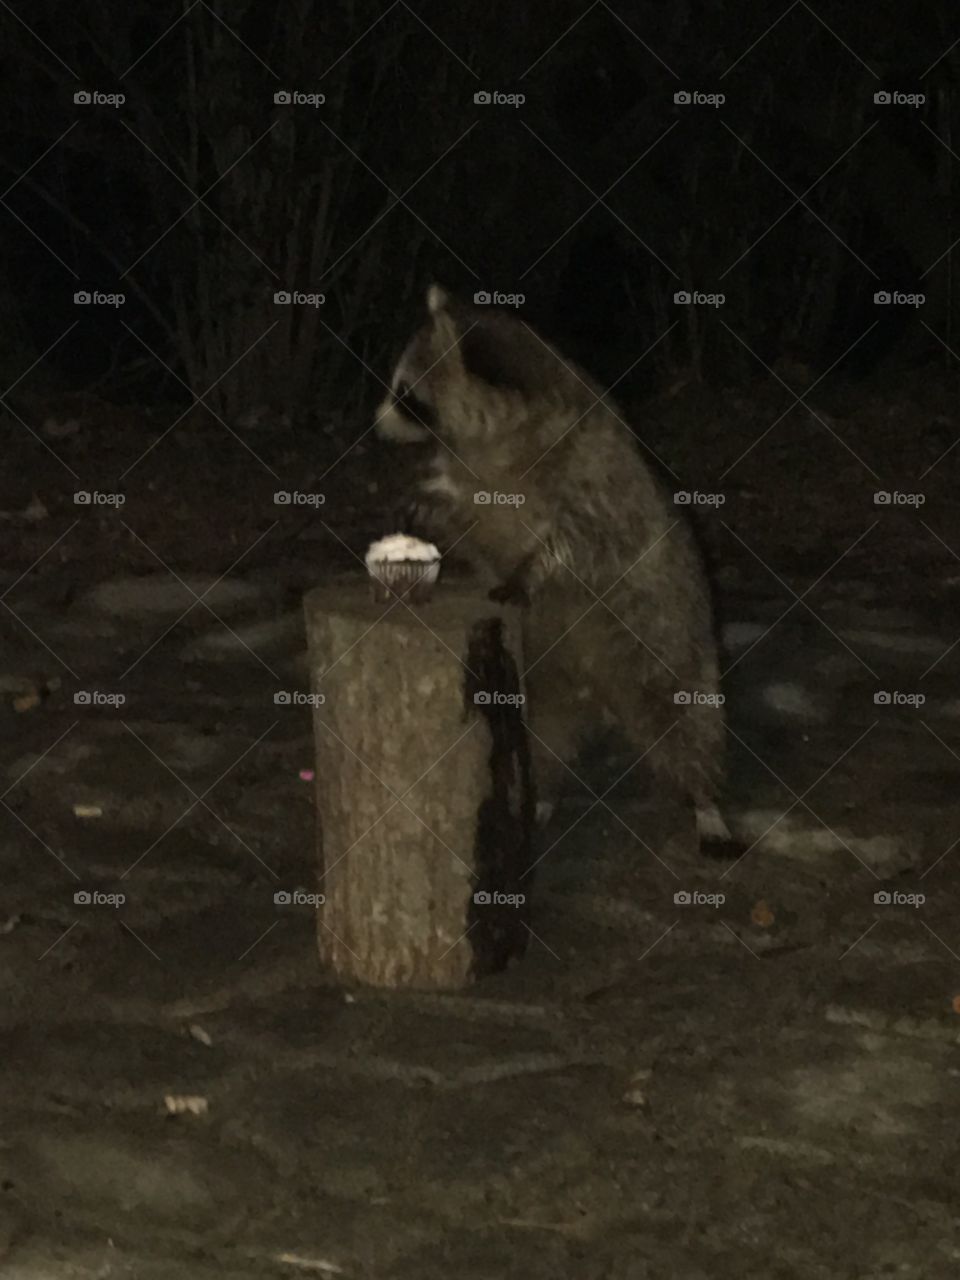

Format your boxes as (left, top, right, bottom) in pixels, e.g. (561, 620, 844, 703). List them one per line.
(375, 284, 730, 847)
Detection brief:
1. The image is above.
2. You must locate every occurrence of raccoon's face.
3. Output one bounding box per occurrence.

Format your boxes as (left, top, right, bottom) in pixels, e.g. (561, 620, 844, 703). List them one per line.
(375, 284, 567, 450)
(375, 375, 438, 444)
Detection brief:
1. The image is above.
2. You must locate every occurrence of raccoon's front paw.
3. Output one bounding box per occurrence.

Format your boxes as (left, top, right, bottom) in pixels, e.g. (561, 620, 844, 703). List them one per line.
(488, 558, 535, 606)
(389, 498, 435, 539)
(488, 580, 529, 606)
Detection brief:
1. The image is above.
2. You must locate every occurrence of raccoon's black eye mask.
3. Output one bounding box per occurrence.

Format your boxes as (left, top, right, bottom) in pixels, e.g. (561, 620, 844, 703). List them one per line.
(394, 382, 437, 430)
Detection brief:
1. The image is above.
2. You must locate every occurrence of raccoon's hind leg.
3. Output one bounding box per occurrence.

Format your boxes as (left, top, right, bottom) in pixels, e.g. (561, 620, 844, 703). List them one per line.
(523, 668, 587, 826)
(644, 701, 729, 846)
(594, 641, 728, 845)
(695, 800, 731, 843)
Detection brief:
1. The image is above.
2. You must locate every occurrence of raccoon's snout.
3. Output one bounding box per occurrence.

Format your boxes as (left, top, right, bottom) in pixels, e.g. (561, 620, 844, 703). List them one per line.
(375, 381, 436, 443)
(396, 382, 437, 429)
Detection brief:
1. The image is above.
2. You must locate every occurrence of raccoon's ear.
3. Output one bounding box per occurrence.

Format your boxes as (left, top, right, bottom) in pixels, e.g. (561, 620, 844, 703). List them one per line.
(425, 283, 464, 357)
(426, 283, 450, 314)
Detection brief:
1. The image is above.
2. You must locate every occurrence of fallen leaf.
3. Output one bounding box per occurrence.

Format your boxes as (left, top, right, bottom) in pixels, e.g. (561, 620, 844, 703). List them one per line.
(751, 899, 775, 928)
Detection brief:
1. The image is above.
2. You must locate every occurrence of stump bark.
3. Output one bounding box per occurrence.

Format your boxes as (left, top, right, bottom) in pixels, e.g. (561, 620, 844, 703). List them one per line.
(303, 582, 535, 989)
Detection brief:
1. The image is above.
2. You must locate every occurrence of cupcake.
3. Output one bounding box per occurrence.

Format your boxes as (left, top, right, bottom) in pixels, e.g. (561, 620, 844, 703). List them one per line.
(365, 533, 441, 603)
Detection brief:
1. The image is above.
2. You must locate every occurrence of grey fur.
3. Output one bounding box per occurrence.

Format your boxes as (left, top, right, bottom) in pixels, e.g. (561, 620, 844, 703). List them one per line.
(376, 286, 727, 837)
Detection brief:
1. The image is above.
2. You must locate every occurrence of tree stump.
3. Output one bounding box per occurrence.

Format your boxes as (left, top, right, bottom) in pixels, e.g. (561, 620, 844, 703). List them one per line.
(303, 582, 534, 989)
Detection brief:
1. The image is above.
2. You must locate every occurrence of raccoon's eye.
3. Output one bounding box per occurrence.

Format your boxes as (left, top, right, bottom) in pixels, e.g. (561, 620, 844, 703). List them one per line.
(394, 382, 436, 430)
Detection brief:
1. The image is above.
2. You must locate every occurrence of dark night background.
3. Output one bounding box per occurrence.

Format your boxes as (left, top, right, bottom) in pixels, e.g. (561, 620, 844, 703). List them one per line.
(1, 3, 960, 1277)
(2, 2, 956, 427)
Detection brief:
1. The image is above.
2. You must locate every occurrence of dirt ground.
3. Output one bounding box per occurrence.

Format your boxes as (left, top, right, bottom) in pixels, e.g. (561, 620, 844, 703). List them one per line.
(1, 368, 959, 1278)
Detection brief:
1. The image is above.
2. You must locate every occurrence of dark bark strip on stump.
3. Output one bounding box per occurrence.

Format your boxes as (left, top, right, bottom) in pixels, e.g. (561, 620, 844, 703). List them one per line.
(463, 617, 535, 966)
(303, 583, 534, 990)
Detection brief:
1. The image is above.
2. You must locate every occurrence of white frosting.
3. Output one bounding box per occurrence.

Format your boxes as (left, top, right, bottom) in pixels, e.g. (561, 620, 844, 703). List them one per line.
(365, 533, 440, 567)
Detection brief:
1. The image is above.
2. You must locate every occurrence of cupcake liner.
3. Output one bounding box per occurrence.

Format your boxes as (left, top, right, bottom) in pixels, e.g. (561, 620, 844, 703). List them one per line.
(368, 558, 440, 603)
